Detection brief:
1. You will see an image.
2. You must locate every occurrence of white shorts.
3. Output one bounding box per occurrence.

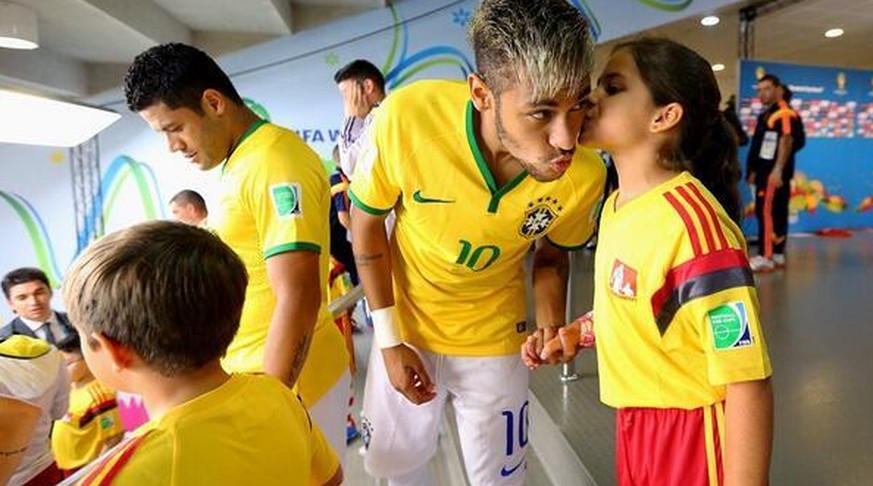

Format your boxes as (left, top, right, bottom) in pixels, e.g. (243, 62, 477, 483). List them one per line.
(361, 346, 530, 486)
(309, 370, 352, 471)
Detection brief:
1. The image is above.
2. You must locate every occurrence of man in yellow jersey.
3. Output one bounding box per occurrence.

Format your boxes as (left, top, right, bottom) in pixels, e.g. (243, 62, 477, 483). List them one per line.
(348, 1, 605, 484)
(60, 221, 341, 486)
(123, 43, 349, 458)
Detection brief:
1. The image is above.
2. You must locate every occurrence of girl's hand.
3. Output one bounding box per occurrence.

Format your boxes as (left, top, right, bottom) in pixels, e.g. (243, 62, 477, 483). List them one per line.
(539, 312, 595, 363)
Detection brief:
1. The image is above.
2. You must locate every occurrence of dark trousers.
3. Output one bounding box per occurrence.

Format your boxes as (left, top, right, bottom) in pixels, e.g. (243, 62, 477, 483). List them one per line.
(754, 174, 790, 256)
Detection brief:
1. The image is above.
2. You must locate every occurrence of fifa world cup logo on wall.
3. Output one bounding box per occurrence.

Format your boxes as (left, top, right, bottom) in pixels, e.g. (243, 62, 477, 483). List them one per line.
(835, 72, 848, 95)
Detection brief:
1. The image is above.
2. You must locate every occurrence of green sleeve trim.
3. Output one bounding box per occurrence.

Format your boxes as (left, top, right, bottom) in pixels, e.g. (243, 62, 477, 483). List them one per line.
(264, 242, 322, 259)
(545, 234, 591, 252)
(348, 188, 393, 215)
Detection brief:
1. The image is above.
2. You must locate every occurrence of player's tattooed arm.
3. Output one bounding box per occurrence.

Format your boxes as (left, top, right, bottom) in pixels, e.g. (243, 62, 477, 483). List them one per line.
(288, 330, 312, 386)
(351, 207, 396, 310)
(355, 252, 384, 266)
(265, 251, 322, 389)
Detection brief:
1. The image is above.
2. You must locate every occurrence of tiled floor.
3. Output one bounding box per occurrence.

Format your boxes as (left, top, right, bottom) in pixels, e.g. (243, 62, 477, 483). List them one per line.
(343, 232, 873, 485)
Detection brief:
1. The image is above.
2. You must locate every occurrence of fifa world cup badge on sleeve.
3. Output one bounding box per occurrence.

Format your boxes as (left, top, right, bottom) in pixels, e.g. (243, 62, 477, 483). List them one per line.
(708, 302, 753, 350)
(270, 183, 302, 219)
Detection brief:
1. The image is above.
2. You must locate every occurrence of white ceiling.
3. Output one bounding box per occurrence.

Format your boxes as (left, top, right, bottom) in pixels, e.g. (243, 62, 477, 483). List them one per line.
(596, 0, 873, 99)
(0, 0, 389, 97)
(0, 0, 871, 101)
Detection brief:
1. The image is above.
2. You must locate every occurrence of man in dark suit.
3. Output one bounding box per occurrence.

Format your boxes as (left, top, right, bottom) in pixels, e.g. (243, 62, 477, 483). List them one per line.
(1, 268, 74, 344)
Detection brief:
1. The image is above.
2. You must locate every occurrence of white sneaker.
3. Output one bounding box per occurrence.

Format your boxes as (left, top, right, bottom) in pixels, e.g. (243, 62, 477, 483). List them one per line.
(750, 255, 775, 273)
(772, 254, 786, 268)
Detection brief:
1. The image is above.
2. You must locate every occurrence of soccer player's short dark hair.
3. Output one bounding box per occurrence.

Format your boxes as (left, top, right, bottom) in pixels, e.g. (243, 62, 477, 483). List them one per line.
(758, 74, 782, 87)
(2, 267, 50, 299)
(63, 221, 248, 377)
(169, 189, 208, 214)
(334, 60, 386, 94)
(124, 42, 243, 113)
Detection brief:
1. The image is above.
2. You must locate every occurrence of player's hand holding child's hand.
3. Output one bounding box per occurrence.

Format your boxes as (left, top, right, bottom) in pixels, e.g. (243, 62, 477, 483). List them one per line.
(382, 344, 437, 405)
(521, 312, 595, 370)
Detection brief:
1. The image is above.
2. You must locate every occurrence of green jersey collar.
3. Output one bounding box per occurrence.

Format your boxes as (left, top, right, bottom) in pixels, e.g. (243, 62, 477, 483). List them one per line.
(222, 118, 268, 174)
(465, 101, 528, 213)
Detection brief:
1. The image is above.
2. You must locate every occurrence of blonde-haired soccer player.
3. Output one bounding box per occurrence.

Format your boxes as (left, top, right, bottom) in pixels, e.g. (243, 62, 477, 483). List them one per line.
(348, 1, 605, 484)
(62, 221, 341, 485)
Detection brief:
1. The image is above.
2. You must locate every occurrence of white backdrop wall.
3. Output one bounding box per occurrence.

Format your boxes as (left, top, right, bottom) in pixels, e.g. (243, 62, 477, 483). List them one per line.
(0, 0, 738, 322)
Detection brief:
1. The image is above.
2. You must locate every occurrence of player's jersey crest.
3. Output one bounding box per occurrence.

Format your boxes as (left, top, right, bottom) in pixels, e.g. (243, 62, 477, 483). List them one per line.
(609, 260, 637, 300)
(519, 196, 561, 238)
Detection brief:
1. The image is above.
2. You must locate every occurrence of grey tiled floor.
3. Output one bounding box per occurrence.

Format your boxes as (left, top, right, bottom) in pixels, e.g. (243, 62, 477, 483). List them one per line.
(534, 232, 873, 486)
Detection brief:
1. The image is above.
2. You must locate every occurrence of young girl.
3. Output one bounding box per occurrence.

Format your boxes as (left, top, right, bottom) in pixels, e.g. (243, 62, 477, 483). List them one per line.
(526, 38, 773, 485)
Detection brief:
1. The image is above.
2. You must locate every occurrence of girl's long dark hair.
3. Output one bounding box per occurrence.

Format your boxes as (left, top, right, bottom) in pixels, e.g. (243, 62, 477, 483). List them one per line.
(615, 37, 742, 223)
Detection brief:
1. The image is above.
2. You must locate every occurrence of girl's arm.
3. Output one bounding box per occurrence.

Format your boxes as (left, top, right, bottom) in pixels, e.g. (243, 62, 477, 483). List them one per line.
(724, 378, 773, 486)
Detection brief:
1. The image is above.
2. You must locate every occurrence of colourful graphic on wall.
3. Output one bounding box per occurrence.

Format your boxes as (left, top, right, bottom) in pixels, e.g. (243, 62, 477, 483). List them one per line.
(84, 156, 165, 245)
(0, 190, 64, 287)
(637, 0, 693, 11)
(382, 5, 475, 90)
(568, 0, 603, 40)
(788, 172, 848, 215)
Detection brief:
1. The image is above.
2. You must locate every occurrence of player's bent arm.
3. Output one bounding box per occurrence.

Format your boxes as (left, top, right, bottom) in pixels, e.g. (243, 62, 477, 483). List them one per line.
(350, 206, 394, 309)
(531, 238, 571, 363)
(0, 397, 41, 485)
(264, 250, 322, 389)
(350, 206, 436, 403)
(724, 378, 773, 486)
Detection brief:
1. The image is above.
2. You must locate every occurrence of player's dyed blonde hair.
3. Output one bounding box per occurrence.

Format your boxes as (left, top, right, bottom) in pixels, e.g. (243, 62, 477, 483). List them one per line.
(468, 0, 594, 100)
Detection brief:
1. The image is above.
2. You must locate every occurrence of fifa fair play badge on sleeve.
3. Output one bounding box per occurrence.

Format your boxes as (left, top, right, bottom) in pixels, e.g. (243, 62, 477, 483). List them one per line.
(708, 302, 753, 350)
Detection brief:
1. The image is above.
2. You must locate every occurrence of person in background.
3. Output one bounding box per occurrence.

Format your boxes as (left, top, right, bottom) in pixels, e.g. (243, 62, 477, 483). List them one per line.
(334, 59, 386, 178)
(746, 74, 804, 272)
(1, 268, 75, 346)
(51, 333, 124, 474)
(168, 189, 208, 227)
(0, 335, 69, 486)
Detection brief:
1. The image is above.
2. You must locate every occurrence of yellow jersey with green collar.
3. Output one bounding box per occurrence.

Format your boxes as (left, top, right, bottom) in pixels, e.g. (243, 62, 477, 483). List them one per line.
(213, 121, 348, 405)
(75, 374, 339, 486)
(594, 172, 772, 409)
(349, 80, 606, 356)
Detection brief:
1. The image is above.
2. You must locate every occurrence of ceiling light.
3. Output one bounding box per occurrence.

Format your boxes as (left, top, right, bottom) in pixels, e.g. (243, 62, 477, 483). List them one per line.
(824, 28, 844, 38)
(712, 63, 726, 72)
(0, 90, 121, 147)
(0, 2, 39, 50)
(701, 16, 720, 27)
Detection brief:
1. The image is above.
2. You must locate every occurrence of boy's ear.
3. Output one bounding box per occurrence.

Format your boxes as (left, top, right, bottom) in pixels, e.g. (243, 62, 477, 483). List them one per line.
(91, 332, 135, 372)
(650, 102, 683, 134)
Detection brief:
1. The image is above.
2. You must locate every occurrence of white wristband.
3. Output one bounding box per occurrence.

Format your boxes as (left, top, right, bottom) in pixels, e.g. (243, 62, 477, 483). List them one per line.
(371, 306, 403, 349)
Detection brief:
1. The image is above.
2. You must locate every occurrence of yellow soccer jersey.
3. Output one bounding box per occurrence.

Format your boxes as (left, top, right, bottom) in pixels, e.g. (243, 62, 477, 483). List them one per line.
(51, 379, 123, 469)
(349, 80, 606, 356)
(75, 374, 339, 486)
(594, 172, 772, 409)
(213, 120, 348, 404)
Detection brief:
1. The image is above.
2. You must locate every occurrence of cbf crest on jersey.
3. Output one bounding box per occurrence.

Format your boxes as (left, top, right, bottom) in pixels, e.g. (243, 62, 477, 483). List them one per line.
(519, 196, 562, 238)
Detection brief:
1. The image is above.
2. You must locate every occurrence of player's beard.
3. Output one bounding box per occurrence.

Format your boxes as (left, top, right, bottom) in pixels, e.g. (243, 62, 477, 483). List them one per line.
(494, 98, 561, 182)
